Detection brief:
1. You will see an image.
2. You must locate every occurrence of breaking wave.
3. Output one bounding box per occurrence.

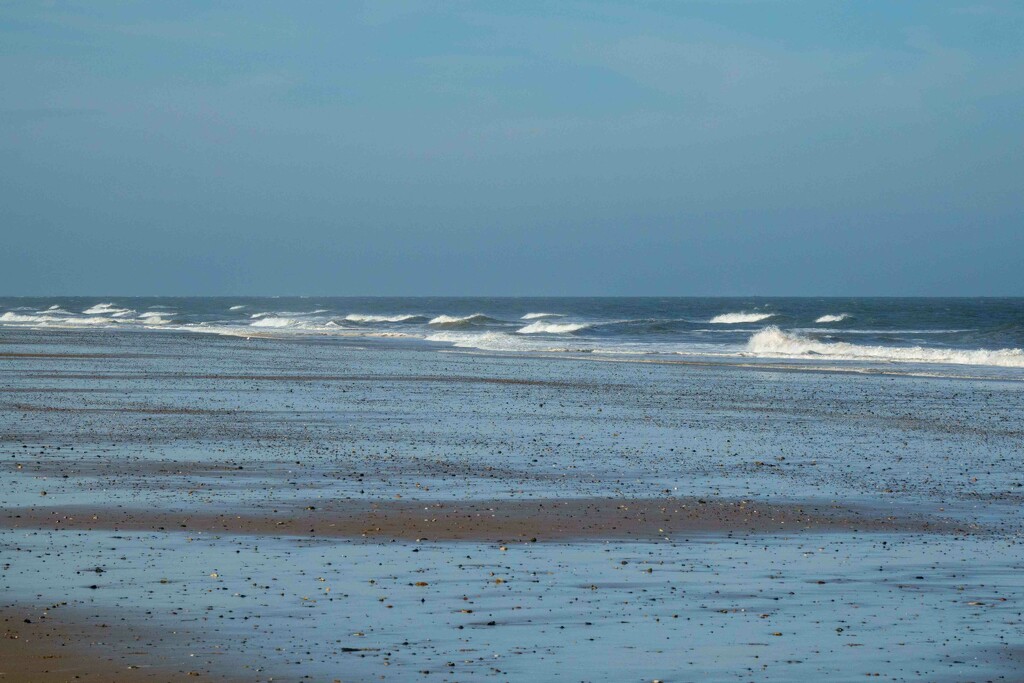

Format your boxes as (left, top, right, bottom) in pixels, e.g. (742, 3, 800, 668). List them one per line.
(747, 326, 1024, 368)
(0, 312, 46, 323)
(521, 312, 564, 320)
(517, 321, 592, 334)
(426, 331, 590, 354)
(815, 313, 851, 323)
(427, 313, 497, 326)
(249, 316, 301, 328)
(710, 312, 775, 324)
(83, 302, 135, 317)
(0, 312, 111, 326)
(345, 314, 425, 323)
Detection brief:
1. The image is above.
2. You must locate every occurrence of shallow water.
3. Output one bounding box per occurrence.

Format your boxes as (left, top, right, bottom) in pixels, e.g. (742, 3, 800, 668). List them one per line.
(2, 322, 1023, 680)
(4, 529, 1024, 681)
(2, 297, 1023, 378)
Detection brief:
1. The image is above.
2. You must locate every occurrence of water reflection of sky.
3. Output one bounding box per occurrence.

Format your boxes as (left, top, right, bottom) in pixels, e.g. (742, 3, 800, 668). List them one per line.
(4, 529, 1022, 681)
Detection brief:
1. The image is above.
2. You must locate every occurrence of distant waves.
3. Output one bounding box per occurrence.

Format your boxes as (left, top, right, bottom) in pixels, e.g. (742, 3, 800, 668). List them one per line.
(1, 299, 1022, 374)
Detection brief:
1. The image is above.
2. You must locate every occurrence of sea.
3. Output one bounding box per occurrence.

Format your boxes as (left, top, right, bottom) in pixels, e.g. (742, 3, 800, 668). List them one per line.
(2, 296, 1022, 379)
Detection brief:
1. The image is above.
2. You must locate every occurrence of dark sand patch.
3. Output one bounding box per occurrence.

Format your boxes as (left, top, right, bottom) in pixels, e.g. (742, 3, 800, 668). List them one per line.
(0, 604, 237, 682)
(0, 497, 971, 541)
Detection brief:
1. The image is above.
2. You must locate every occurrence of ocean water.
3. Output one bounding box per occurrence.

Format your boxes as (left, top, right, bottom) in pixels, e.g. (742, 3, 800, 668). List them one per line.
(1, 296, 1023, 378)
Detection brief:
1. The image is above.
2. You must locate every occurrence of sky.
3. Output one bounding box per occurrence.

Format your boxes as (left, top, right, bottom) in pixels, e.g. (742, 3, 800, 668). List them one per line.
(1, 1, 1022, 296)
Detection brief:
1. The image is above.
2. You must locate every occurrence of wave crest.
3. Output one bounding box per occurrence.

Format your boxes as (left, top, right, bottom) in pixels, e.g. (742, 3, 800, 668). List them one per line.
(521, 312, 564, 320)
(345, 314, 424, 323)
(249, 316, 300, 328)
(83, 302, 135, 317)
(748, 326, 1024, 368)
(815, 313, 851, 323)
(427, 313, 495, 326)
(517, 321, 591, 334)
(710, 312, 775, 324)
(0, 312, 46, 323)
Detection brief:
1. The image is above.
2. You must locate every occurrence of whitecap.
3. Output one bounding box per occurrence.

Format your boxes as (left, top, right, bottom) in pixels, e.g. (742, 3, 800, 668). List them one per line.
(747, 325, 1024, 368)
(1, 312, 47, 323)
(428, 314, 492, 325)
(251, 309, 328, 319)
(427, 331, 582, 353)
(710, 312, 776, 324)
(815, 313, 851, 323)
(0, 312, 106, 326)
(521, 312, 565, 320)
(83, 302, 134, 316)
(345, 314, 422, 323)
(249, 316, 299, 328)
(517, 321, 591, 334)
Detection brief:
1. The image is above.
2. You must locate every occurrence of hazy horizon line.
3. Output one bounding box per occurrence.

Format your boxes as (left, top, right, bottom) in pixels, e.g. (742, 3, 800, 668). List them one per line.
(4, 294, 1023, 300)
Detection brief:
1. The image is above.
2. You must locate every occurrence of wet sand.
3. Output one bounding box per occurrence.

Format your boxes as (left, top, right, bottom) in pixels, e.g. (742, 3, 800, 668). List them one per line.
(1, 604, 241, 682)
(2, 327, 1023, 681)
(0, 497, 969, 541)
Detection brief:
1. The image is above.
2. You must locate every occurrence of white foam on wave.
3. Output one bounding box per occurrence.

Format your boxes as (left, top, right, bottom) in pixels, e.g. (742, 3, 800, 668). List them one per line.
(0, 311, 113, 326)
(516, 321, 591, 334)
(1, 312, 48, 323)
(249, 316, 300, 328)
(428, 314, 491, 325)
(521, 312, 564, 320)
(747, 326, 1024, 368)
(427, 331, 582, 353)
(427, 330, 671, 356)
(796, 328, 973, 335)
(59, 316, 115, 325)
(138, 310, 171, 319)
(710, 312, 775, 324)
(83, 302, 134, 317)
(191, 321, 416, 340)
(815, 313, 851, 323)
(251, 309, 328, 319)
(229, 305, 246, 311)
(345, 314, 421, 323)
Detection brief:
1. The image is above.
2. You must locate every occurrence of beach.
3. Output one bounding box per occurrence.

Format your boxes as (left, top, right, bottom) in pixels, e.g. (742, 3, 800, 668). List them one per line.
(5, 0, 1023, 675)
(2, 309, 1023, 681)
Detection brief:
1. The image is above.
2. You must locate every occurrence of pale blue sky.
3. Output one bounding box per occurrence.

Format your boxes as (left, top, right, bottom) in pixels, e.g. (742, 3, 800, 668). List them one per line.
(1, 1, 1022, 295)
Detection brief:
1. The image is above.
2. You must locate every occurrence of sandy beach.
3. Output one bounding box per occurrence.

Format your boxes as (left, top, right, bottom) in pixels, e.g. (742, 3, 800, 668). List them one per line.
(4, 0, 1024, 676)
(2, 322, 1023, 681)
